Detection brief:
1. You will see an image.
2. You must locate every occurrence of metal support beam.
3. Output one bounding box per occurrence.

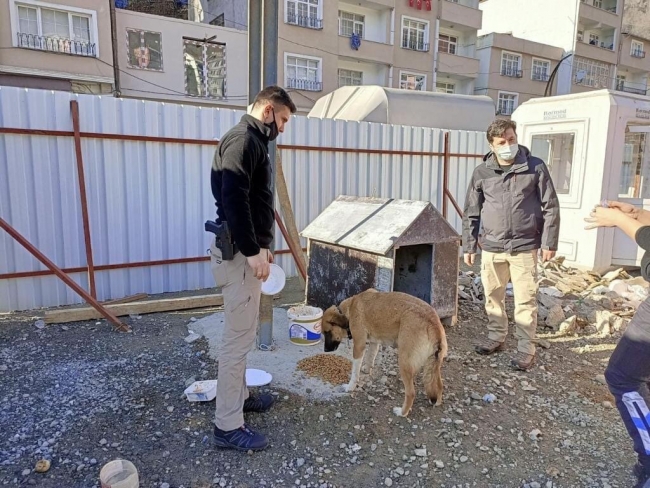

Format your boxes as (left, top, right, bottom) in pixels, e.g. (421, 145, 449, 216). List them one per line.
(0, 217, 129, 332)
(258, 0, 279, 349)
(248, 0, 262, 105)
(108, 0, 121, 96)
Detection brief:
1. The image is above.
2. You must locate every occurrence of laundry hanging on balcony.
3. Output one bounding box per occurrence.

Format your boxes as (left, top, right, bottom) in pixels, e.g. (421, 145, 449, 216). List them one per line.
(350, 33, 361, 50)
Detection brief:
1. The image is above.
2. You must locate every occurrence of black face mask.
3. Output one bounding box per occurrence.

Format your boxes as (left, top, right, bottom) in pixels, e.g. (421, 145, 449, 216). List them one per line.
(265, 107, 279, 142)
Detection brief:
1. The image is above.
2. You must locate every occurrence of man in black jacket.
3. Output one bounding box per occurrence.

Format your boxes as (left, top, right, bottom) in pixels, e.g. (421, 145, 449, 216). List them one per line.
(462, 119, 560, 371)
(209, 86, 296, 451)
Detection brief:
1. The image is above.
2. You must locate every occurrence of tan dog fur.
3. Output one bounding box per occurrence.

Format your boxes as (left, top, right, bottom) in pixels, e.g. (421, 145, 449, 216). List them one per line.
(322, 289, 448, 417)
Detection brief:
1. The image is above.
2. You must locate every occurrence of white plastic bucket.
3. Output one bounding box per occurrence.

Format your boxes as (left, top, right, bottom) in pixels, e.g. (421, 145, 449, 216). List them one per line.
(287, 306, 323, 346)
(100, 459, 139, 488)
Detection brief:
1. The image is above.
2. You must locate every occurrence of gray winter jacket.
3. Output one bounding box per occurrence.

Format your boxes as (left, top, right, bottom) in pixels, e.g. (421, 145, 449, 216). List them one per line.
(462, 145, 560, 254)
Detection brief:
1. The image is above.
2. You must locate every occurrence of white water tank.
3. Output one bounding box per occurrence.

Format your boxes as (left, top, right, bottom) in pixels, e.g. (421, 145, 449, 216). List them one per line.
(307, 85, 496, 132)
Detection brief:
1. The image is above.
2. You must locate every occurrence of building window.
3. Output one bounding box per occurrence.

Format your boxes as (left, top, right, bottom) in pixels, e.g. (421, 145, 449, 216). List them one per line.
(285, 54, 322, 91)
(401, 17, 429, 52)
(126, 29, 162, 71)
(210, 13, 225, 26)
(531, 133, 575, 195)
(338, 69, 363, 87)
(286, 0, 322, 29)
(436, 82, 455, 94)
(572, 56, 611, 88)
(13, 2, 97, 56)
(183, 39, 226, 99)
(501, 52, 522, 77)
(497, 91, 518, 115)
(438, 34, 457, 55)
(619, 133, 646, 198)
(339, 11, 364, 37)
(399, 71, 426, 91)
(532, 58, 551, 82)
(632, 40, 646, 58)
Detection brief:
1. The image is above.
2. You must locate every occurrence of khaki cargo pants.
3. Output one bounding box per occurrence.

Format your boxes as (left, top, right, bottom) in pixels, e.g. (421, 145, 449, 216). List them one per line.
(481, 250, 538, 356)
(210, 239, 262, 432)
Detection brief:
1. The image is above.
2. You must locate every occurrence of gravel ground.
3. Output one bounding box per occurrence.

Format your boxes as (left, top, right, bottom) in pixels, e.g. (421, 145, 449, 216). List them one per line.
(0, 274, 640, 488)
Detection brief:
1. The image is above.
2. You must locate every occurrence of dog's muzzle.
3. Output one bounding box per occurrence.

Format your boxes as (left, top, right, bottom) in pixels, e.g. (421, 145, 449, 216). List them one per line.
(323, 332, 340, 352)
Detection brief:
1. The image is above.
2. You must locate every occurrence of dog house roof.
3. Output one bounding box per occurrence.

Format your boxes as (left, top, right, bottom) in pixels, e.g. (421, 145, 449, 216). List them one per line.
(300, 196, 458, 255)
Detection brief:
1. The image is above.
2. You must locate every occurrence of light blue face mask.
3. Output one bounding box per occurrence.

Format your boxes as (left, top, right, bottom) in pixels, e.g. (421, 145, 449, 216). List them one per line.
(495, 143, 519, 161)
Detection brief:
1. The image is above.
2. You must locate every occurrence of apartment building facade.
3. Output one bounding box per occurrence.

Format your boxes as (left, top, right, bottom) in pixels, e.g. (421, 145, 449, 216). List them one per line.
(479, 0, 628, 96)
(209, 0, 484, 113)
(0, 0, 249, 108)
(0, 0, 115, 93)
(475, 33, 564, 117)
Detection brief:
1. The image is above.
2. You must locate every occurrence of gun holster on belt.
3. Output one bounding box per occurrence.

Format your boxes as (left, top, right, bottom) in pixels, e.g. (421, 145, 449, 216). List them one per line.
(204, 220, 237, 261)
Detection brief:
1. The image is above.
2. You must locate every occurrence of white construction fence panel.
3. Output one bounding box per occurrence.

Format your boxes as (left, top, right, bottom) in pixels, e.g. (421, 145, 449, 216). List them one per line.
(0, 87, 488, 311)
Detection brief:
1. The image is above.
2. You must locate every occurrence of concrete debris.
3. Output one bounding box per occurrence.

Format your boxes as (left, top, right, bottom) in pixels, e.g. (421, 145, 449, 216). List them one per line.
(459, 256, 643, 337)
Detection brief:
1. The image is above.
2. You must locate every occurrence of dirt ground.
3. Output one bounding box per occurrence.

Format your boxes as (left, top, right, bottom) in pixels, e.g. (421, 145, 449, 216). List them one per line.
(0, 268, 640, 488)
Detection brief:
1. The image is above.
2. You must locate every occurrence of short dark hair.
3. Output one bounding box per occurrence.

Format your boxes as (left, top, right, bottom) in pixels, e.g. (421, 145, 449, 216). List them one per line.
(486, 119, 517, 143)
(253, 85, 297, 114)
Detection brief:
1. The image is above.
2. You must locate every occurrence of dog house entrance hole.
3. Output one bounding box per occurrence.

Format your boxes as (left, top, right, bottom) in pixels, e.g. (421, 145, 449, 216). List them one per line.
(393, 244, 432, 303)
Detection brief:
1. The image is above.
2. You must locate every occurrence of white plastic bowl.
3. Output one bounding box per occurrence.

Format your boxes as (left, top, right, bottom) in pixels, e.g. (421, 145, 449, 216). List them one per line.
(261, 264, 286, 296)
(184, 380, 217, 402)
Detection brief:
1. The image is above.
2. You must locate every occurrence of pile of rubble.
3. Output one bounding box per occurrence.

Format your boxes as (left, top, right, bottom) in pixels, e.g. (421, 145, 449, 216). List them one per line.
(459, 257, 649, 337)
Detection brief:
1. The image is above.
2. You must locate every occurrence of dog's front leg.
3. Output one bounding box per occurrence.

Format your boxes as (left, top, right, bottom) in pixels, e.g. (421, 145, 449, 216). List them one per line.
(345, 353, 364, 392)
(362, 342, 380, 375)
(344, 331, 367, 393)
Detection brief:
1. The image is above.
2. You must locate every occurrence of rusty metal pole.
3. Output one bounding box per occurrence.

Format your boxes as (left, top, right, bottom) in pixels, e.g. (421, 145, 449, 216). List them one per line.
(70, 100, 97, 299)
(0, 217, 129, 331)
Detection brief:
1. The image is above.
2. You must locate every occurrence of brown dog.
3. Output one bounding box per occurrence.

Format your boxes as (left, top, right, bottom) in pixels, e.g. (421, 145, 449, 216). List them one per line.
(322, 289, 448, 417)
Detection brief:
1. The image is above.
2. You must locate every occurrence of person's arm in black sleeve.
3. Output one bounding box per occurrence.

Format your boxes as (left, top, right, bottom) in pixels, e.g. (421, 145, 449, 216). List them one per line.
(462, 171, 483, 254)
(636, 226, 650, 251)
(220, 135, 261, 257)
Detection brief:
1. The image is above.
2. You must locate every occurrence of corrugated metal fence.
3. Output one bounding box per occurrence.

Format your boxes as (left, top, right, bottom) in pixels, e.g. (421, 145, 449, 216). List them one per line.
(0, 87, 488, 311)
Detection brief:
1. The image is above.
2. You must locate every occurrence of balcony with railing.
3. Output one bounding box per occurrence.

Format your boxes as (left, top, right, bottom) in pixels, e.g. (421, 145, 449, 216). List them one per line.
(532, 70, 550, 82)
(286, 11, 323, 29)
(575, 24, 618, 63)
(287, 78, 323, 91)
(616, 81, 647, 95)
(501, 67, 523, 78)
(580, 0, 618, 14)
(16, 33, 97, 57)
(402, 39, 430, 52)
(441, 0, 482, 31)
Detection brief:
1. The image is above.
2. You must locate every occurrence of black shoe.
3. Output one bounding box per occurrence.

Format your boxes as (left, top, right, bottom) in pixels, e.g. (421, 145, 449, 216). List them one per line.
(243, 393, 275, 413)
(634, 462, 650, 488)
(213, 424, 268, 451)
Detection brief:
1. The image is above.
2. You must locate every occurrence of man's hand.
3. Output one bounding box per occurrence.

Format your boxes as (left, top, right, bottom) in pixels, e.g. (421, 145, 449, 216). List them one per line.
(464, 253, 476, 266)
(605, 200, 640, 219)
(247, 252, 271, 281)
(541, 249, 556, 262)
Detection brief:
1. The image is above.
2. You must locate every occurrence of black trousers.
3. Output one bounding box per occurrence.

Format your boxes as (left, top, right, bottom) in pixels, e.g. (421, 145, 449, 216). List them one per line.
(606, 297, 650, 471)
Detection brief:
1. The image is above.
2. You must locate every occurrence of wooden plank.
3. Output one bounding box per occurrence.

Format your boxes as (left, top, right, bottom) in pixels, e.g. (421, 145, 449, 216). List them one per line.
(102, 293, 148, 306)
(44, 294, 224, 324)
(276, 152, 306, 287)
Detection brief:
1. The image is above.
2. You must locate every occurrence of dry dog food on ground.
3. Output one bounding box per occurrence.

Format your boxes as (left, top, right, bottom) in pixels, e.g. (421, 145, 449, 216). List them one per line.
(297, 354, 351, 385)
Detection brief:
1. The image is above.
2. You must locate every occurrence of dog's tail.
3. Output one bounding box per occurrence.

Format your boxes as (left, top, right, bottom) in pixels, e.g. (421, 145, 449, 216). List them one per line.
(423, 334, 447, 406)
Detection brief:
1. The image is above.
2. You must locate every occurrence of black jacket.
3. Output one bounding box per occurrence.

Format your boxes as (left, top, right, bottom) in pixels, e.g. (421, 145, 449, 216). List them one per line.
(211, 115, 274, 257)
(462, 145, 560, 254)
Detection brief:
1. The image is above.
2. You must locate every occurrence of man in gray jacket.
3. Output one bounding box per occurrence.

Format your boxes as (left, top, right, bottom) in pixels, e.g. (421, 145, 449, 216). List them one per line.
(462, 119, 560, 371)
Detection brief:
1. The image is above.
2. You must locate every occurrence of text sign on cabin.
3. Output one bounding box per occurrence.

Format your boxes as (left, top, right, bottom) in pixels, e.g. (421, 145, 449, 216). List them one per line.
(408, 0, 432, 10)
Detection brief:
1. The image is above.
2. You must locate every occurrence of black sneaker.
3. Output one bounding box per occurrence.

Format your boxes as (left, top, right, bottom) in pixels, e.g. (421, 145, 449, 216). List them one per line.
(213, 424, 268, 451)
(634, 463, 650, 488)
(243, 393, 275, 413)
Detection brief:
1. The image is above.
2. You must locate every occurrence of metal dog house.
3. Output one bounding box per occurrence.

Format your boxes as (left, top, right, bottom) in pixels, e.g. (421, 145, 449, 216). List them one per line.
(300, 196, 460, 325)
